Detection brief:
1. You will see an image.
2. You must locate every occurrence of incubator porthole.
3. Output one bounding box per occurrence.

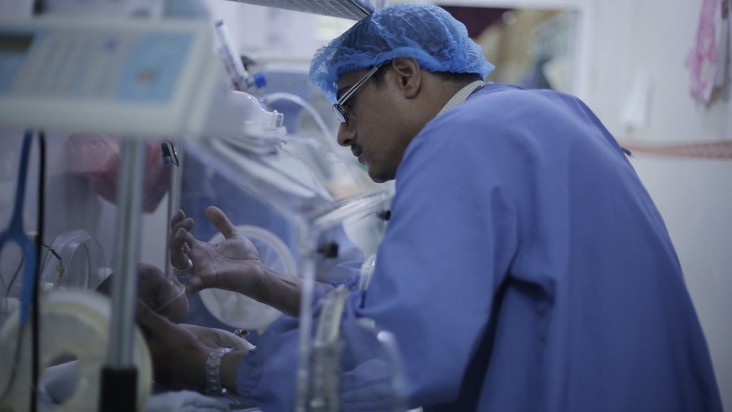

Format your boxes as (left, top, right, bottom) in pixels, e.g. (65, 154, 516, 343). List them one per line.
(199, 225, 297, 331)
(40, 230, 105, 292)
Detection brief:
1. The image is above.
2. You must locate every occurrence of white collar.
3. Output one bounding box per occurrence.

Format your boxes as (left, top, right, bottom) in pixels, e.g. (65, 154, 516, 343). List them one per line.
(437, 80, 485, 115)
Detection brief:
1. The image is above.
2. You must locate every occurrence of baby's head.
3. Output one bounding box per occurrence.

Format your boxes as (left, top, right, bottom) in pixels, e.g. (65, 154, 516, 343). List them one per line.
(98, 263, 189, 323)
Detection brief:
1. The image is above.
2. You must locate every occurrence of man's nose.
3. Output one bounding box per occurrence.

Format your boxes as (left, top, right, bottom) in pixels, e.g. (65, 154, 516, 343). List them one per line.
(336, 122, 355, 147)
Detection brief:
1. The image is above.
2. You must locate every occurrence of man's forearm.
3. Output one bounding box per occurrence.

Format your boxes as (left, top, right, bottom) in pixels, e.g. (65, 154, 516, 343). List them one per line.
(252, 267, 335, 317)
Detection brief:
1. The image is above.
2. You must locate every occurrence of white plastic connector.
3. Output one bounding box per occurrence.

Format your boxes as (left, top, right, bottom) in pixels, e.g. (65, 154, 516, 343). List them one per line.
(232, 91, 287, 139)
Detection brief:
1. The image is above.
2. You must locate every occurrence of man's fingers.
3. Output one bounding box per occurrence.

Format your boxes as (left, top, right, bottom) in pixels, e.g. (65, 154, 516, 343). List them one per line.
(170, 228, 193, 269)
(205, 206, 237, 240)
(171, 217, 194, 235)
(171, 227, 188, 252)
(169, 209, 186, 230)
(183, 242, 192, 257)
(185, 276, 204, 294)
(170, 210, 194, 241)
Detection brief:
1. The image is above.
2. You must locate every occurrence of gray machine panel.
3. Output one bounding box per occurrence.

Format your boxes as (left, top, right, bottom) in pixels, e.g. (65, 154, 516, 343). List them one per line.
(226, 0, 372, 20)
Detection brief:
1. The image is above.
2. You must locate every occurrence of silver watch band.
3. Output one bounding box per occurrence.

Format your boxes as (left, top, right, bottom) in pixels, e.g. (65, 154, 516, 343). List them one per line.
(205, 347, 233, 394)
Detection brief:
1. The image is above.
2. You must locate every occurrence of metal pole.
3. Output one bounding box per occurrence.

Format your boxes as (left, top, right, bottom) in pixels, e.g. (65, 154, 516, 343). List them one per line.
(164, 145, 183, 278)
(295, 221, 317, 412)
(99, 138, 144, 411)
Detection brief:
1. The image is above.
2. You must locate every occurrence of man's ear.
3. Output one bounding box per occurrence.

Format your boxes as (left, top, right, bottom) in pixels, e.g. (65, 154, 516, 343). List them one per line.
(390, 57, 422, 99)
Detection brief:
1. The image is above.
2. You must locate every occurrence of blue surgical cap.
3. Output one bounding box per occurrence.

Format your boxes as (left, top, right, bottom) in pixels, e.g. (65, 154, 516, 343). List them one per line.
(309, 3, 495, 103)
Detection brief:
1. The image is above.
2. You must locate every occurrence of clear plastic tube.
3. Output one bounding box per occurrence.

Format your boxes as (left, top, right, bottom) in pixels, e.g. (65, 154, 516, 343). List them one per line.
(261, 92, 371, 197)
(153, 277, 186, 314)
(261, 92, 340, 153)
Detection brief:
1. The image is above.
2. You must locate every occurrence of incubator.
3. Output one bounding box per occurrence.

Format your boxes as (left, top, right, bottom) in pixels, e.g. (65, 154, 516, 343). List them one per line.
(0, 0, 406, 411)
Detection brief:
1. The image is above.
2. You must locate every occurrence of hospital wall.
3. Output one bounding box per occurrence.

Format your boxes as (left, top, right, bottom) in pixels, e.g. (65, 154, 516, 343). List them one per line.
(584, 0, 732, 410)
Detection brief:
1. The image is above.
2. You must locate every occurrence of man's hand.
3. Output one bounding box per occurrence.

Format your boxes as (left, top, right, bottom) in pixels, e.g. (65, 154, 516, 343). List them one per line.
(136, 303, 210, 390)
(169, 206, 265, 295)
(169, 205, 311, 317)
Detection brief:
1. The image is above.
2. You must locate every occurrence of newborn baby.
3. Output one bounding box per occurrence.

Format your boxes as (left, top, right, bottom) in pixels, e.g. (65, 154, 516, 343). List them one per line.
(44, 264, 253, 405)
(97, 263, 189, 323)
(97, 263, 252, 351)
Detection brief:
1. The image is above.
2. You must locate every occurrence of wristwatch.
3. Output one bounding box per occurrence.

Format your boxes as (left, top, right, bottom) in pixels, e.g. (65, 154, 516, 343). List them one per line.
(205, 347, 233, 394)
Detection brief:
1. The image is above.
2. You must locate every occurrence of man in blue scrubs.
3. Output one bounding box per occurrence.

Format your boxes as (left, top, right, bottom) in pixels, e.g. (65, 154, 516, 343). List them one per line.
(141, 3, 723, 411)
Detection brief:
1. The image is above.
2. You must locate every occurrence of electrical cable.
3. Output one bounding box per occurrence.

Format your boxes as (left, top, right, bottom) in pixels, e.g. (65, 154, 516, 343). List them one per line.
(1, 205, 63, 300)
(31, 130, 47, 412)
(40, 242, 61, 263)
(37, 241, 63, 289)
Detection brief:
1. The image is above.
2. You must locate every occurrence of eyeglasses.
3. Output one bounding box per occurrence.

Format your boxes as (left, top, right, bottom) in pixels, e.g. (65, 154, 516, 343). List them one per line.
(333, 64, 384, 124)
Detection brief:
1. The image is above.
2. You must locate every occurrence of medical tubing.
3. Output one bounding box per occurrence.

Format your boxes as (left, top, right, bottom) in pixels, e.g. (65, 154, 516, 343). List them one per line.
(262, 92, 366, 190)
(261, 93, 339, 152)
(153, 282, 186, 314)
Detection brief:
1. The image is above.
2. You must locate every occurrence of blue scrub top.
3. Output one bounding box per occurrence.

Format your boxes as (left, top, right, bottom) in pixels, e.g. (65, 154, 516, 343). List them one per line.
(238, 84, 723, 412)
